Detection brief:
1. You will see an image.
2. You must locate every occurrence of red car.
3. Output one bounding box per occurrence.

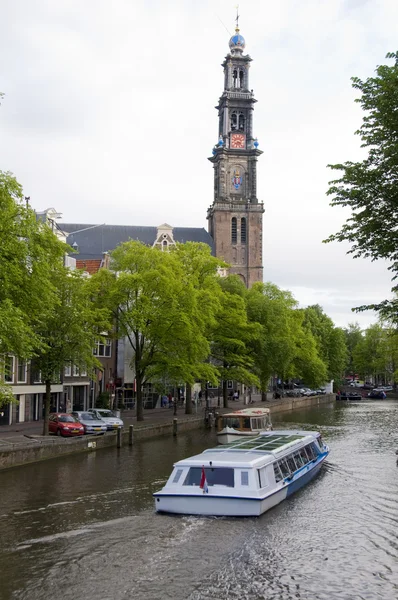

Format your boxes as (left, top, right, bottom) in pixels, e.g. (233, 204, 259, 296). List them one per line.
(48, 413, 85, 437)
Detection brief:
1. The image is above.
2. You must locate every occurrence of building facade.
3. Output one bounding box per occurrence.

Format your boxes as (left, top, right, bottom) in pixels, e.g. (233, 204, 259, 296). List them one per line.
(207, 23, 264, 287)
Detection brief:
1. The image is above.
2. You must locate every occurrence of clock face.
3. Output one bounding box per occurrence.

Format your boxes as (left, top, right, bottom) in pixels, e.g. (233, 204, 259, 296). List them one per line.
(230, 133, 245, 149)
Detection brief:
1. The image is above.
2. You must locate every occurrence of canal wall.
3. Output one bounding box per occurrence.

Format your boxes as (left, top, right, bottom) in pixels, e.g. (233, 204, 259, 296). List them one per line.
(0, 394, 334, 471)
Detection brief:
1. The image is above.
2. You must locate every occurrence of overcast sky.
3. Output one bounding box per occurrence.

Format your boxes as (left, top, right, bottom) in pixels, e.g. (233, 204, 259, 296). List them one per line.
(1, 0, 396, 329)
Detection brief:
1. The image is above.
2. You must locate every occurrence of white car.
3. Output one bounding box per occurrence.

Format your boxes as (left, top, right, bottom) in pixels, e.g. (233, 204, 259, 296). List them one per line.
(88, 409, 124, 430)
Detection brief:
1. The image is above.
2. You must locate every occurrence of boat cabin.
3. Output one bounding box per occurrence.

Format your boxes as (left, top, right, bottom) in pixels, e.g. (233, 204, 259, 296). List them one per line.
(216, 407, 272, 434)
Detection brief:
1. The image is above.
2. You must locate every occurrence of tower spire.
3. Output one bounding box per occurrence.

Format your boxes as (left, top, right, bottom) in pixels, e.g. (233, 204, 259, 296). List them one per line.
(235, 4, 240, 31)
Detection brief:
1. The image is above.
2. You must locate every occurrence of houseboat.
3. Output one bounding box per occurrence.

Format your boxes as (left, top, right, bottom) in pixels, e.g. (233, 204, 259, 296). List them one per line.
(216, 407, 272, 444)
(154, 430, 329, 517)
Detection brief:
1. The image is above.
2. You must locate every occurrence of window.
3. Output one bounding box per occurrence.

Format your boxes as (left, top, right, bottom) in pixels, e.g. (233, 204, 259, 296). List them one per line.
(17, 360, 27, 383)
(231, 217, 237, 244)
(227, 380, 233, 389)
(286, 455, 297, 473)
(183, 467, 234, 488)
(64, 364, 71, 377)
(80, 368, 87, 377)
(241, 471, 249, 486)
(4, 356, 15, 383)
(94, 339, 112, 357)
(231, 111, 237, 130)
(73, 365, 79, 377)
(238, 112, 245, 130)
(273, 463, 283, 483)
(278, 458, 291, 477)
(172, 469, 183, 484)
(258, 466, 268, 488)
(241, 218, 246, 244)
(239, 70, 244, 88)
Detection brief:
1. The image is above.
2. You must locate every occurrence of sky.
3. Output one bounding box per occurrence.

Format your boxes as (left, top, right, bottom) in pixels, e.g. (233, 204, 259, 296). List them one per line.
(1, 0, 396, 329)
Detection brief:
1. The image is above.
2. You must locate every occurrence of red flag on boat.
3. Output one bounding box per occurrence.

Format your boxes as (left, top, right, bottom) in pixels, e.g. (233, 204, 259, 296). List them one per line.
(199, 466, 209, 493)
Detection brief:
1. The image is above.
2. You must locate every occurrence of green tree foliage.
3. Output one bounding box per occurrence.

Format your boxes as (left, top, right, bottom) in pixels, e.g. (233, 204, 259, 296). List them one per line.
(96, 241, 224, 421)
(0, 171, 66, 407)
(35, 269, 111, 435)
(246, 284, 328, 390)
(325, 52, 398, 316)
(353, 324, 385, 382)
(344, 322, 363, 377)
(302, 305, 348, 383)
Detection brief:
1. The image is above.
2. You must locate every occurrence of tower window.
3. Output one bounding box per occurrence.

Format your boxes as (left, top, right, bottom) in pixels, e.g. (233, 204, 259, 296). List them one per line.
(231, 217, 237, 244)
(231, 112, 237, 131)
(233, 69, 238, 88)
(239, 70, 244, 88)
(241, 218, 247, 244)
(238, 113, 245, 131)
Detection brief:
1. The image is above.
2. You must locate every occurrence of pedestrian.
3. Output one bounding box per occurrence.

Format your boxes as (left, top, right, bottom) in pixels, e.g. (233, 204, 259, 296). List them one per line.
(168, 393, 173, 408)
(233, 390, 238, 401)
(162, 394, 168, 408)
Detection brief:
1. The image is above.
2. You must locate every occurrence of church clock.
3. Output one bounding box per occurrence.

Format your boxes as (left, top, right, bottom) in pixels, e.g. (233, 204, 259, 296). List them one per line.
(230, 133, 246, 149)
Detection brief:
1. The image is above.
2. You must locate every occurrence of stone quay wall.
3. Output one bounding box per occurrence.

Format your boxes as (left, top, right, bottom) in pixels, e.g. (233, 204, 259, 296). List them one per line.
(0, 394, 335, 471)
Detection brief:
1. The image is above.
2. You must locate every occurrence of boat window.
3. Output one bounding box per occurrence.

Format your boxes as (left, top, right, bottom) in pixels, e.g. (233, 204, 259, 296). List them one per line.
(251, 417, 265, 430)
(243, 418, 251, 429)
(305, 444, 315, 460)
(258, 466, 268, 488)
(299, 448, 309, 465)
(278, 458, 290, 477)
(286, 455, 297, 473)
(224, 417, 240, 428)
(183, 467, 234, 488)
(317, 436, 324, 450)
(273, 463, 283, 482)
(172, 469, 183, 484)
(241, 471, 249, 486)
(293, 450, 305, 468)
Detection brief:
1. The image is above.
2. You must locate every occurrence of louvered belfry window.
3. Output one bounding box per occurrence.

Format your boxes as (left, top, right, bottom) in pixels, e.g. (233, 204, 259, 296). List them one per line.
(231, 217, 237, 243)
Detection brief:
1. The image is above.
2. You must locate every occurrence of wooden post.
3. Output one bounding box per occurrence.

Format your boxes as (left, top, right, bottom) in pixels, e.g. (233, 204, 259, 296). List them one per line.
(129, 424, 134, 446)
(117, 427, 122, 448)
(173, 417, 178, 436)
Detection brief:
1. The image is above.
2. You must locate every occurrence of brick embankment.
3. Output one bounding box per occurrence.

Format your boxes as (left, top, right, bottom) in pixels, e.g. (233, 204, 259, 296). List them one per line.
(0, 393, 335, 470)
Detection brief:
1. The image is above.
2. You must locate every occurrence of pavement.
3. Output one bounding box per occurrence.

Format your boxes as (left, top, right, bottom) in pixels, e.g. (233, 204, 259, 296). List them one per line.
(0, 394, 267, 447)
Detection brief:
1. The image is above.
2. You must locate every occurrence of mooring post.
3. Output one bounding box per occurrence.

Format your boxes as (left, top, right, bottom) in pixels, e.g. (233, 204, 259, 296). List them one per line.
(173, 417, 178, 436)
(117, 427, 122, 448)
(129, 424, 134, 446)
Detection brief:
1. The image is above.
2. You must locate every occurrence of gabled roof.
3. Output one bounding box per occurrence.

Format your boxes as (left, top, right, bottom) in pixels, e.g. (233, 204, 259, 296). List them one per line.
(61, 223, 215, 260)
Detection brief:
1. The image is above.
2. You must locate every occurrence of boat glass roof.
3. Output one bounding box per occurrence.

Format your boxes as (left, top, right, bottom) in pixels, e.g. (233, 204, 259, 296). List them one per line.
(205, 434, 307, 454)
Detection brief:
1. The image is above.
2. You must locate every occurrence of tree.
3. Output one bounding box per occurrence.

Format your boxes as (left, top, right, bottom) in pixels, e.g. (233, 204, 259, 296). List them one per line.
(0, 171, 66, 407)
(35, 268, 111, 435)
(96, 241, 223, 421)
(302, 305, 348, 384)
(211, 276, 260, 408)
(325, 52, 398, 316)
(344, 322, 363, 378)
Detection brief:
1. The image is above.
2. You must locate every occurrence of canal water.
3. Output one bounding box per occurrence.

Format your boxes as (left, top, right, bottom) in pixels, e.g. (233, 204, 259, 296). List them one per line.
(1, 400, 398, 600)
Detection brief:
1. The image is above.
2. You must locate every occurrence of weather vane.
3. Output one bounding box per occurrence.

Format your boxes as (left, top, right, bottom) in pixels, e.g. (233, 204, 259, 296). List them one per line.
(235, 4, 240, 30)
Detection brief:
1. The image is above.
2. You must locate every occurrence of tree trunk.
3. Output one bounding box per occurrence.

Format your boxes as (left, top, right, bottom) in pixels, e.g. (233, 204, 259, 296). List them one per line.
(174, 386, 178, 416)
(223, 379, 228, 409)
(42, 379, 51, 436)
(185, 384, 192, 415)
(136, 374, 144, 421)
(261, 389, 267, 402)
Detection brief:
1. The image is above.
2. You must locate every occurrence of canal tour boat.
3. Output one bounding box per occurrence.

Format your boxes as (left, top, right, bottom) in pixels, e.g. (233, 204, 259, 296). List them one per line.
(153, 430, 329, 517)
(216, 407, 272, 444)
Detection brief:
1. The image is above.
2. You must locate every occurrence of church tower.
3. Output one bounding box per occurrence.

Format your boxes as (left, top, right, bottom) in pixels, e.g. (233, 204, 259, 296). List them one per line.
(207, 18, 264, 287)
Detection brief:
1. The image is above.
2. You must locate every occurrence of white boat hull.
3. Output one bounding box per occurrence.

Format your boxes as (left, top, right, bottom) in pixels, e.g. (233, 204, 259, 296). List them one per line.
(154, 454, 327, 517)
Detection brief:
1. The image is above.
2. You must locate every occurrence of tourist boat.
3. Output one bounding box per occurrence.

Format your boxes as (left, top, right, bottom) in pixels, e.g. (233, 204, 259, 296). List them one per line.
(153, 430, 329, 517)
(216, 407, 272, 444)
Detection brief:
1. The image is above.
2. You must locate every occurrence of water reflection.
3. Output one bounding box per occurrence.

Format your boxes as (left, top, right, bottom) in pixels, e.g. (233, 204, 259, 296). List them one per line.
(1, 401, 398, 599)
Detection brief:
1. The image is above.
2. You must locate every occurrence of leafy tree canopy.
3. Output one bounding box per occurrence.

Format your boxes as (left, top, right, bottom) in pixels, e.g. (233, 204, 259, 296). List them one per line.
(325, 52, 398, 317)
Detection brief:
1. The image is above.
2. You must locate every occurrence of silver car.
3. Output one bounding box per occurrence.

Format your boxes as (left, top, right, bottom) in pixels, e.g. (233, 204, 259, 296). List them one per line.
(88, 409, 124, 430)
(72, 411, 107, 435)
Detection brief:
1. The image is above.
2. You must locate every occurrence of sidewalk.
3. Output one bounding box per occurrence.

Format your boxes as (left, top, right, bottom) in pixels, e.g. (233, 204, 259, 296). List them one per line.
(0, 395, 265, 446)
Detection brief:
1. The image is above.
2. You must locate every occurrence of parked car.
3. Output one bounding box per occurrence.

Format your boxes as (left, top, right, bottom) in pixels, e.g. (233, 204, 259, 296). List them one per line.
(48, 413, 85, 437)
(72, 411, 107, 435)
(367, 389, 387, 399)
(88, 409, 124, 430)
(349, 382, 364, 388)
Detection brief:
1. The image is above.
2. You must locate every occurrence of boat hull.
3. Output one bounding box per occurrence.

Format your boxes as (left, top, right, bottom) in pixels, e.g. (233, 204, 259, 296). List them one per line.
(154, 454, 327, 517)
